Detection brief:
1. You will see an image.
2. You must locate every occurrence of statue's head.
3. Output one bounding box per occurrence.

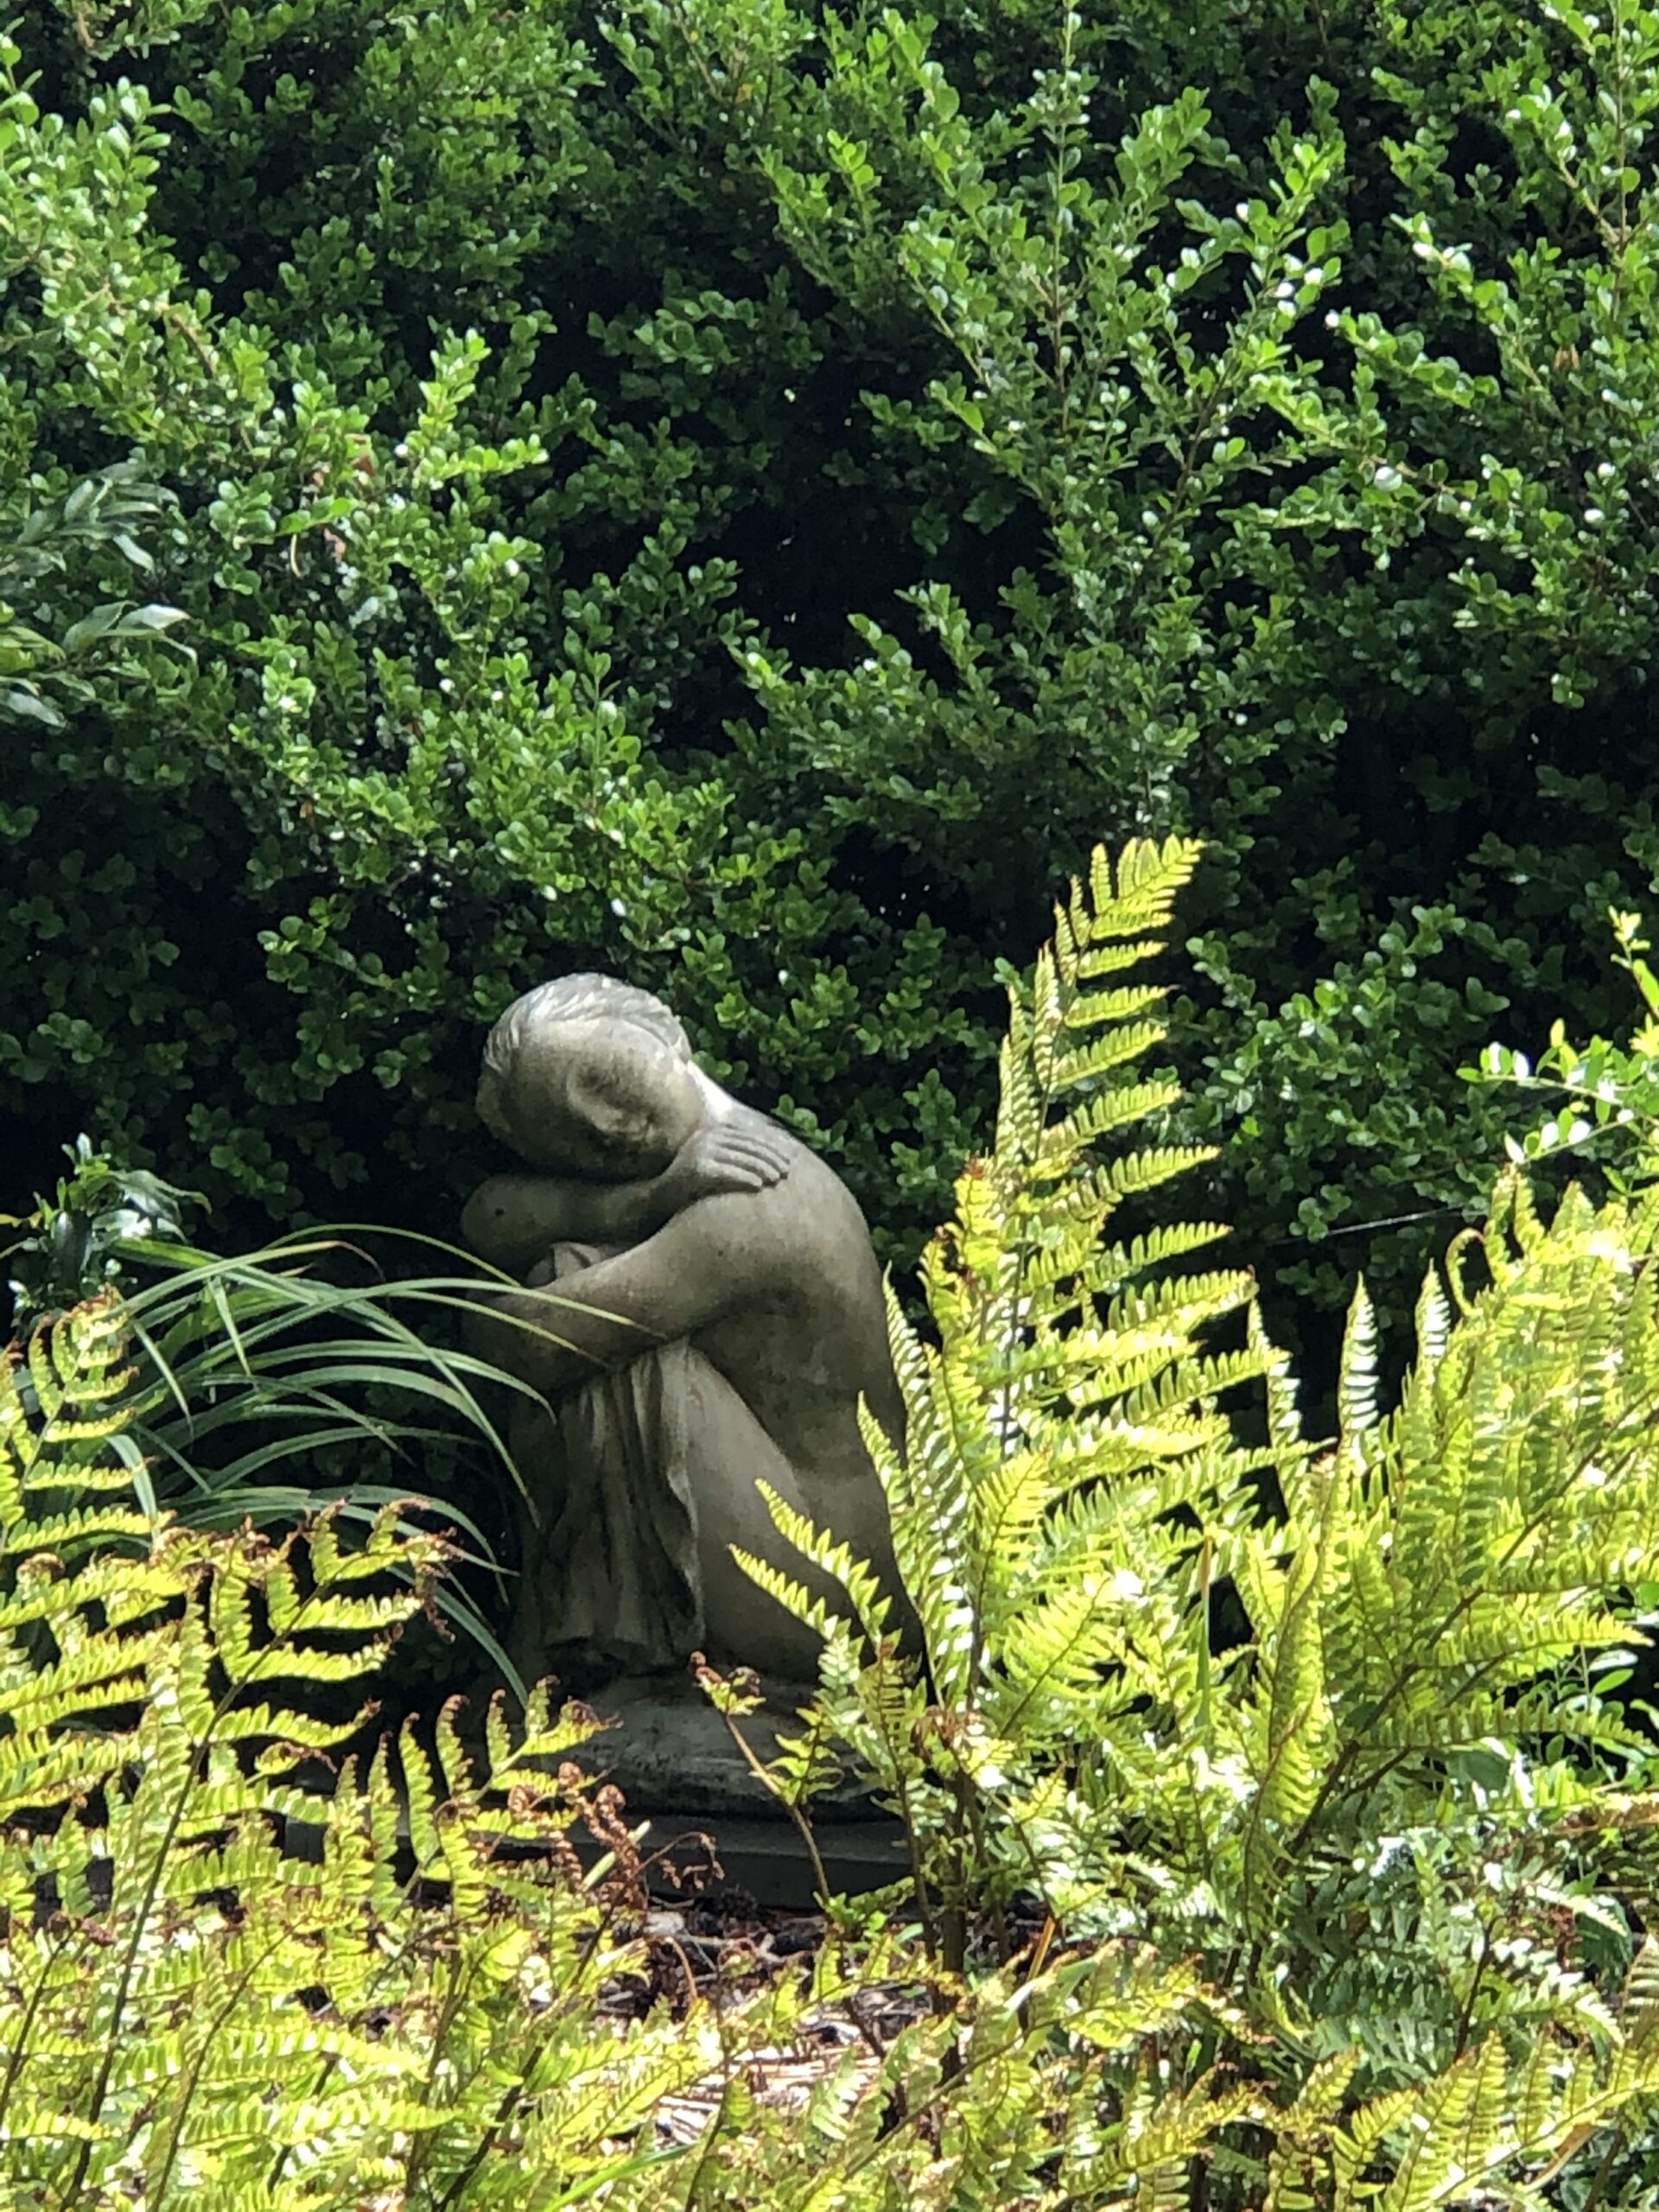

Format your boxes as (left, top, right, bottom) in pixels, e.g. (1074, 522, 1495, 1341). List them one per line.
(478, 974, 704, 1179)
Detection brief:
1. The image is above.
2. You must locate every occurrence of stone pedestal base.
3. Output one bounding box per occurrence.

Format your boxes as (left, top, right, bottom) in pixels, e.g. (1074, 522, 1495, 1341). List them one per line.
(565, 1675, 880, 1820)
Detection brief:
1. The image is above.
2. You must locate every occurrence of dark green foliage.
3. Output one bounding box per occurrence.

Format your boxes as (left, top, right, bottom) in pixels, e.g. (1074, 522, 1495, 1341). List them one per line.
(2, 1134, 194, 1318)
(13, 0, 1659, 1351)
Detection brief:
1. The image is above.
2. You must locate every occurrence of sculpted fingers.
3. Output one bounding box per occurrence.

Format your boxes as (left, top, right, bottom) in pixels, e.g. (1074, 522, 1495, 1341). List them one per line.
(698, 1143, 770, 1192)
(712, 1124, 792, 1185)
(673, 1119, 795, 1199)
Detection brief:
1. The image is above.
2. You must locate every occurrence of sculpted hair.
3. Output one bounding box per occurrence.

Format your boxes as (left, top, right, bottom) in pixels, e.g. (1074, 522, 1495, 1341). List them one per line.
(477, 974, 692, 1142)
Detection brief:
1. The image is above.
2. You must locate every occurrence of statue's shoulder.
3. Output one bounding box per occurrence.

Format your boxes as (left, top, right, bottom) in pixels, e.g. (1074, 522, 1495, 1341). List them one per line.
(771, 1127, 883, 1254)
(734, 1105, 852, 1186)
(700, 1096, 876, 1265)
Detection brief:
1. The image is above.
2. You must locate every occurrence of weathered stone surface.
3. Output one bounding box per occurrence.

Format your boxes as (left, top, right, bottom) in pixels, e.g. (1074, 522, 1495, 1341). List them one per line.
(561, 1678, 879, 1818)
(460, 974, 905, 1791)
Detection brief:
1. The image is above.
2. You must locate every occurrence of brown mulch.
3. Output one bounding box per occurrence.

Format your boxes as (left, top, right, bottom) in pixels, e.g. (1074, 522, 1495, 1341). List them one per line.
(505, 1800, 1043, 2145)
(593, 1879, 933, 2145)
(601, 1890, 917, 2025)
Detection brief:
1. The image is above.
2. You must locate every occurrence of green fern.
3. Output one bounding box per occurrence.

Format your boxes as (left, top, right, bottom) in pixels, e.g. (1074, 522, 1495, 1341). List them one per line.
(0, 1294, 728, 2208)
(723, 838, 1659, 2209)
(728, 837, 1274, 1960)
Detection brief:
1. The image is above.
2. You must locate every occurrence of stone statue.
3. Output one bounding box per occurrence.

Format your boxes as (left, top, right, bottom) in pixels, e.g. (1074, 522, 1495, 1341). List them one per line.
(460, 975, 906, 1714)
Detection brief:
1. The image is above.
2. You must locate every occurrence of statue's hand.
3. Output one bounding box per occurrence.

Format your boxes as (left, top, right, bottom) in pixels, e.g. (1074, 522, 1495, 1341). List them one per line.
(665, 1119, 792, 1205)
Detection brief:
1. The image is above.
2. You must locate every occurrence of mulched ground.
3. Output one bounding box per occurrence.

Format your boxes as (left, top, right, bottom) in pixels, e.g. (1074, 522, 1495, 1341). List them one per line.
(601, 1889, 892, 2015)
(599, 1889, 928, 2145)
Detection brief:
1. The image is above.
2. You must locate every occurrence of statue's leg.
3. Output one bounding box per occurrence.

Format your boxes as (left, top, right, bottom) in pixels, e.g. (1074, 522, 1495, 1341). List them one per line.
(502, 1231, 845, 1688)
(505, 1341, 702, 1692)
(675, 1350, 844, 1682)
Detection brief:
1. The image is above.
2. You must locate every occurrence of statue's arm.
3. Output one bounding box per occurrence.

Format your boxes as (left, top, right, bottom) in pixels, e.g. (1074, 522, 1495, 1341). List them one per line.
(462, 1116, 796, 1274)
(462, 1171, 681, 1274)
(463, 1198, 777, 1392)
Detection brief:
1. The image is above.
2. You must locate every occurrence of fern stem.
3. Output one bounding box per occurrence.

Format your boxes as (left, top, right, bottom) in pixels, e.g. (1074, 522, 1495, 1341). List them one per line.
(955, 1770, 1012, 1965)
(433, 1886, 643, 2212)
(706, 1700, 836, 1914)
(1001, 1805, 1065, 1972)
(1450, 1907, 1499, 2060)
(403, 1960, 479, 2196)
(1580, 2122, 1626, 2212)
(804, 1982, 1048, 2196)
(149, 1947, 265, 2208)
(675, 2011, 741, 2212)
(1281, 1389, 1652, 1882)
(887, 1749, 946, 1977)
(433, 2069, 531, 2212)
(64, 1657, 217, 2201)
(0, 1916, 79, 2141)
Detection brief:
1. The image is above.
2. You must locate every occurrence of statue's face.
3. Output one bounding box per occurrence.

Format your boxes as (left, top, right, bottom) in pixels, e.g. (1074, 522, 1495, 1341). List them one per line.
(491, 1018, 703, 1179)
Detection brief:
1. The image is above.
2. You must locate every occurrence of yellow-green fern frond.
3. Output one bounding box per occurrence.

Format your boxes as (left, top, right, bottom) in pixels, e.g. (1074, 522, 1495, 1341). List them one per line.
(731, 836, 1283, 1950)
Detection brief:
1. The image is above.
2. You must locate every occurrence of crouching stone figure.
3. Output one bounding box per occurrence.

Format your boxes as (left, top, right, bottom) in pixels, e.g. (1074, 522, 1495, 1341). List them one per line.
(460, 974, 906, 1712)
